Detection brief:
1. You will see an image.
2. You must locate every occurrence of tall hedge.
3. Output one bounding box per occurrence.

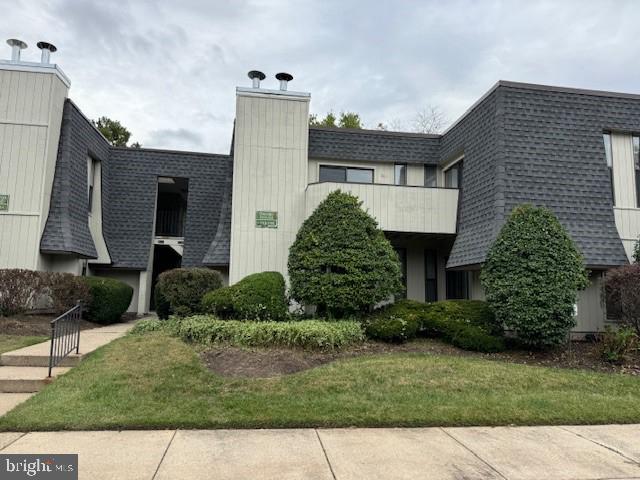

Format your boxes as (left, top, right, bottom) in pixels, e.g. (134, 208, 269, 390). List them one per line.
(155, 268, 223, 319)
(605, 264, 640, 335)
(481, 204, 588, 348)
(288, 190, 403, 317)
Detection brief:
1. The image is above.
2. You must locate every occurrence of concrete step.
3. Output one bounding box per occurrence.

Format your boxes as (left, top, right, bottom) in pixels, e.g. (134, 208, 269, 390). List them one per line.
(0, 352, 80, 367)
(0, 393, 34, 416)
(0, 366, 70, 393)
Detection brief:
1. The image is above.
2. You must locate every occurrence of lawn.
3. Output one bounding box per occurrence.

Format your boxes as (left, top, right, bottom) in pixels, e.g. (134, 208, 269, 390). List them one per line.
(1, 331, 639, 431)
(0, 334, 48, 355)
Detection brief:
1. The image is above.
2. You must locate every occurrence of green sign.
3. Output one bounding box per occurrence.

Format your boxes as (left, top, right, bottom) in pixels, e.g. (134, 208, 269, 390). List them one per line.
(256, 211, 278, 229)
(0, 195, 8, 212)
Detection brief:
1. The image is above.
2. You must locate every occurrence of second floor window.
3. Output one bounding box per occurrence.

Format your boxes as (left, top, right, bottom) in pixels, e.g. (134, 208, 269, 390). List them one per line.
(603, 133, 615, 206)
(444, 161, 463, 188)
(394, 163, 407, 185)
(424, 165, 437, 187)
(634, 136, 640, 208)
(319, 165, 373, 184)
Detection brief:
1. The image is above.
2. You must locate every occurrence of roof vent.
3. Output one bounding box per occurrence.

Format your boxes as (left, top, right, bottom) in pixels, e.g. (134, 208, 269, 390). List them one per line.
(37, 41, 57, 64)
(247, 70, 266, 88)
(6, 39, 27, 63)
(275, 72, 293, 91)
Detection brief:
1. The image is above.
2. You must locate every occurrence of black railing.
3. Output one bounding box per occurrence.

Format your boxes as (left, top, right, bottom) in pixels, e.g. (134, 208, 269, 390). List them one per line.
(48, 302, 82, 377)
(155, 208, 186, 237)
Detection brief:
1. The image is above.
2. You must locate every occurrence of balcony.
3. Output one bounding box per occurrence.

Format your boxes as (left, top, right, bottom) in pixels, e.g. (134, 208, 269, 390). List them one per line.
(306, 182, 459, 234)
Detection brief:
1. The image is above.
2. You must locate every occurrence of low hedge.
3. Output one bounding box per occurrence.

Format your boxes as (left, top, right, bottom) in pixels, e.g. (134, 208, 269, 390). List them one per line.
(155, 268, 223, 319)
(366, 299, 505, 352)
(177, 315, 364, 351)
(81, 276, 133, 324)
(202, 271, 288, 321)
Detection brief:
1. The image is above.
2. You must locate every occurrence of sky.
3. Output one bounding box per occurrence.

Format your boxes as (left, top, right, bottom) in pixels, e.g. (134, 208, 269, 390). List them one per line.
(2, 0, 640, 153)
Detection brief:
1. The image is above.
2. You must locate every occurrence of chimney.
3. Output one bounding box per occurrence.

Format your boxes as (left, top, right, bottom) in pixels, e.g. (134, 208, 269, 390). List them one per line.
(275, 72, 293, 91)
(247, 70, 265, 88)
(37, 42, 57, 64)
(6, 39, 27, 63)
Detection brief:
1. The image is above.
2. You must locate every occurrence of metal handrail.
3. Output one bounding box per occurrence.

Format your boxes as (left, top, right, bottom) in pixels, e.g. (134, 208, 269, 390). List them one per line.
(48, 302, 82, 377)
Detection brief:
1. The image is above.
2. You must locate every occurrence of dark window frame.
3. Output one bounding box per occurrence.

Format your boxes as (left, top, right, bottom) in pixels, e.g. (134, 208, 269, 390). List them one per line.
(444, 160, 463, 189)
(424, 165, 437, 188)
(424, 249, 438, 302)
(445, 267, 468, 300)
(633, 135, 640, 208)
(603, 133, 615, 206)
(394, 163, 408, 186)
(318, 165, 374, 184)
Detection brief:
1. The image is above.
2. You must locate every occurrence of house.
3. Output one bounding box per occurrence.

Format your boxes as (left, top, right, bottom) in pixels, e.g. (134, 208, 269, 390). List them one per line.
(1, 40, 638, 333)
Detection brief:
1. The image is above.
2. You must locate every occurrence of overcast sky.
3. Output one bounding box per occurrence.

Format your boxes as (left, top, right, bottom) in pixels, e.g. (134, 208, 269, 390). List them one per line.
(3, 0, 640, 153)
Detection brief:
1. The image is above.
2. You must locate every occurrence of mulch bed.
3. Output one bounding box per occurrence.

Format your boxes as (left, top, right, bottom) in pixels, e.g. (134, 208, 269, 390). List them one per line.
(0, 313, 129, 336)
(201, 338, 640, 379)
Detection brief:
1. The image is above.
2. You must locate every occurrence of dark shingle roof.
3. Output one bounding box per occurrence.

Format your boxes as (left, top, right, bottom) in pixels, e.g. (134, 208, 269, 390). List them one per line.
(41, 100, 108, 258)
(106, 148, 231, 269)
(309, 127, 440, 164)
(445, 81, 631, 269)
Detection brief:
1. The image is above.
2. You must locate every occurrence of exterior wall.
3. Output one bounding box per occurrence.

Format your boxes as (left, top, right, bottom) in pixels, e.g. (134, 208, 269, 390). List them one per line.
(469, 270, 485, 300)
(87, 159, 111, 265)
(229, 88, 310, 284)
(575, 271, 606, 333)
(0, 69, 68, 270)
(306, 182, 459, 234)
(611, 133, 640, 261)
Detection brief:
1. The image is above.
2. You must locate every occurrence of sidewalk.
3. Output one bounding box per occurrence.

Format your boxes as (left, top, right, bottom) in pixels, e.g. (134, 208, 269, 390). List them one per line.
(0, 425, 638, 479)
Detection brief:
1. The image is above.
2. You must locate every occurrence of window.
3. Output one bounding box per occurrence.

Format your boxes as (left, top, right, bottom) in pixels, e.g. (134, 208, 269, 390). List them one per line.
(424, 250, 438, 302)
(444, 161, 463, 188)
(634, 136, 640, 208)
(446, 269, 468, 299)
(603, 133, 614, 205)
(318, 165, 373, 184)
(424, 165, 437, 187)
(394, 163, 407, 185)
(395, 247, 407, 299)
(87, 158, 98, 213)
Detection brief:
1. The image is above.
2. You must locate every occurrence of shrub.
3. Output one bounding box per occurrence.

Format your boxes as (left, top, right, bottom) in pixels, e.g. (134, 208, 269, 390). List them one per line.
(438, 322, 506, 353)
(288, 190, 403, 317)
(201, 271, 288, 321)
(365, 300, 423, 343)
(47, 272, 92, 315)
(0, 269, 47, 316)
(600, 326, 638, 364)
(81, 276, 133, 324)
(130, 317, 164, 334)
(481, 204, 588, 348)
(177, 315, 364, 351)
(155, 268, 223, 319)
(605, 264, 640, 335)
(633, 236, 640, 264)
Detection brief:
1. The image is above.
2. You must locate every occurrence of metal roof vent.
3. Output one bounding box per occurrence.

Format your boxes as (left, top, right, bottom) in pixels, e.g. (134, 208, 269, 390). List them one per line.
(6, 39, 27, 63)
(275, 72, 293, 91)
(247, 70, 266, 88)
(37, 41, 57, 64)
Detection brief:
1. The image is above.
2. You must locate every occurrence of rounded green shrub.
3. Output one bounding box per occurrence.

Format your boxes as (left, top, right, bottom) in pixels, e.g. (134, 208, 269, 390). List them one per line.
(481, 204, 588, 348)
(81, 276, 133, 324)
(155, 268, 223, 319)
(288, 191, 403, 317)
(365, 315, 419, 343)
(201, 271, 288, 321)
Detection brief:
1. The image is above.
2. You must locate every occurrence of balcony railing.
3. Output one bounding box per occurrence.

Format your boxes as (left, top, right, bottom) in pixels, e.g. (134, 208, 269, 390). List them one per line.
(155, 209, 186, 237)
(306, 182, 459, 234)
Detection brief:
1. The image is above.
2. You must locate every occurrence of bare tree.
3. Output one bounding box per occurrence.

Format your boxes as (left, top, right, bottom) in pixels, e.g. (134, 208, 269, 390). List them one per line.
(412, 105, 448, 134)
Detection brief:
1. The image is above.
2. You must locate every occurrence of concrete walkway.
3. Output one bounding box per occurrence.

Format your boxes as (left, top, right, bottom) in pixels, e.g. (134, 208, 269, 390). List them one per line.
(0, 320, 137, 415)
(0, 425, 638, 479)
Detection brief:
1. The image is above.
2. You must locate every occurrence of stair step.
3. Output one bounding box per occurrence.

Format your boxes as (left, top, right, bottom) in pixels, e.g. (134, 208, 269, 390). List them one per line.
(0, 366, 70, 393)
(0, 353, 81, 368)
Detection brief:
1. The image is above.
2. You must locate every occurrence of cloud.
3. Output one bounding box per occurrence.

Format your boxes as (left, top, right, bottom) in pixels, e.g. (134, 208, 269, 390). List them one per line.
(2, 0, 640, 152)
(146, 128, 204, 150)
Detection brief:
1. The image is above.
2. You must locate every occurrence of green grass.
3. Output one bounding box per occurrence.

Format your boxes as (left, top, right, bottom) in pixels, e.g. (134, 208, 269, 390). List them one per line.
(0, 335, 47, 355)
(1, 332, 639, 431)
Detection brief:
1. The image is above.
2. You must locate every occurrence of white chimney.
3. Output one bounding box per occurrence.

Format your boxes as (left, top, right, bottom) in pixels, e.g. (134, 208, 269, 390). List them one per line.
(37, 41, 57, 64)
(6, 39, 27, 63)
(275, 72, 293, 91)
(247, 70, 266, 88)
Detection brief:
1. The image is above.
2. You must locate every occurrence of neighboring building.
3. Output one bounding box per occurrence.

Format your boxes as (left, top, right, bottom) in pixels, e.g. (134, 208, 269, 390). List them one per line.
(1, 40, 638, 333)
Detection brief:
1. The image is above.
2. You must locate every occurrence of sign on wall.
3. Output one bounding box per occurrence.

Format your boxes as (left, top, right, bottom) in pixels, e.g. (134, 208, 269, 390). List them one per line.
(0, 195, 8, 211)
(256, 211, 278, 229)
